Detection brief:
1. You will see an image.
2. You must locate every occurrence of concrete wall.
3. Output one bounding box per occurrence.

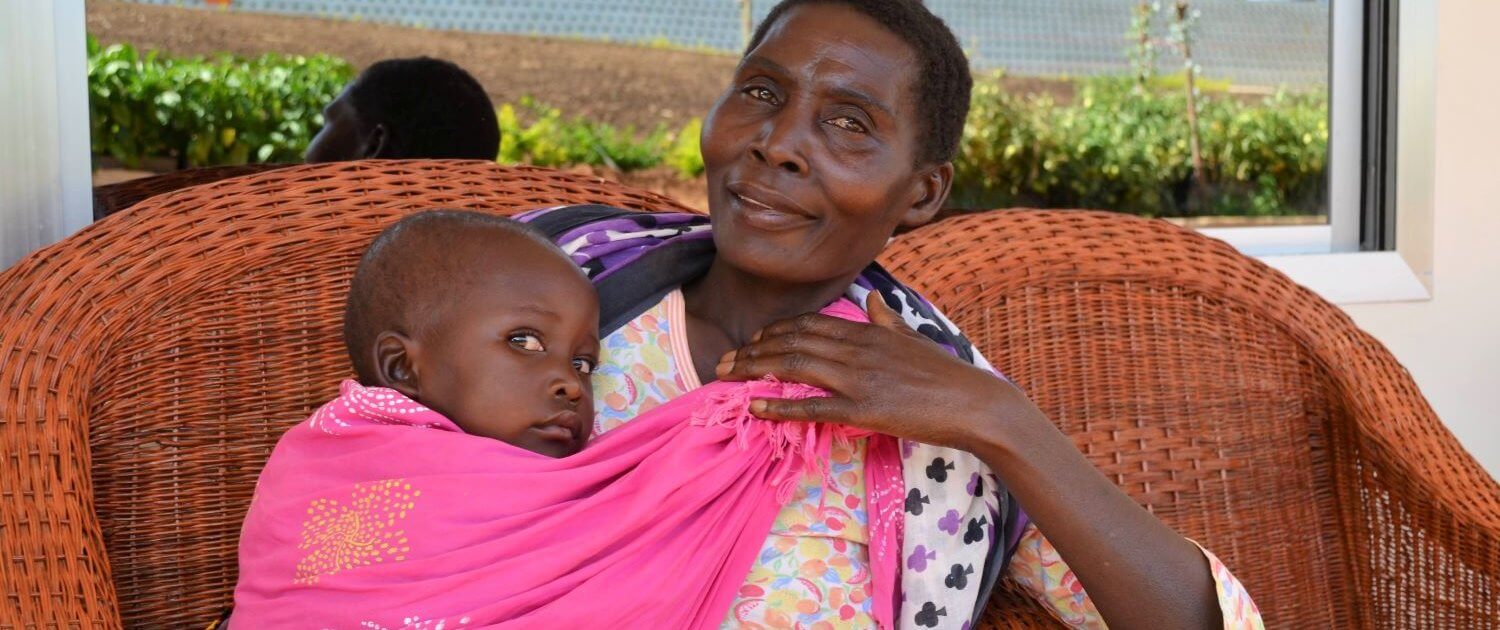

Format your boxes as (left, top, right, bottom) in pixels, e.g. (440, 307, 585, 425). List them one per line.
(1343, 0, 1500, 477)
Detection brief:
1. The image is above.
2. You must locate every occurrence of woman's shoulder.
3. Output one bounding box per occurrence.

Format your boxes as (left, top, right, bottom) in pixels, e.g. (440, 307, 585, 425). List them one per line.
(517, 206, 712, 334)
(517, 204, 706, 240)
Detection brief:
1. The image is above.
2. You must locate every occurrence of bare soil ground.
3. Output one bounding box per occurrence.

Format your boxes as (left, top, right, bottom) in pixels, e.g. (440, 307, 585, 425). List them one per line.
(83, 0, 1071, 210)
(86, 0, 1080, 129)
(86, 0, 739, 131)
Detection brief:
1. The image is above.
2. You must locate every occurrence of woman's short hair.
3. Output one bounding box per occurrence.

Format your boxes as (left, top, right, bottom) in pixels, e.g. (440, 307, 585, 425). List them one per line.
(745, 0, 972, 165)
(347, 57, 500, 160)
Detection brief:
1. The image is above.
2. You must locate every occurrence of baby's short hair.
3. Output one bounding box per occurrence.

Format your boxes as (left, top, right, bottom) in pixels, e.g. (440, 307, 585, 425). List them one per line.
(342, 210, 564, 384)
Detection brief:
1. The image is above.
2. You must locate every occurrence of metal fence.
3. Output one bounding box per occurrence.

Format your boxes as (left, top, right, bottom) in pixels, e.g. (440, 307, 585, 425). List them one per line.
(123, 0, 1329, 87)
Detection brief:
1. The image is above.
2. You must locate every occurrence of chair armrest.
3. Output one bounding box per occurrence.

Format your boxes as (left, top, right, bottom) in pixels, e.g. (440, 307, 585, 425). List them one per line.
(885, 209, 1500, 625)
(1329, 343, 1500, 623)
(0, 244, 123, 627)
(978, 578, 1069, 629)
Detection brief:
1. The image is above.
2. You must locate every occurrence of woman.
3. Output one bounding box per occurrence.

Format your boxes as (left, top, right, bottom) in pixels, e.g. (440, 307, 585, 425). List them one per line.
(529, 0, 1263, 628)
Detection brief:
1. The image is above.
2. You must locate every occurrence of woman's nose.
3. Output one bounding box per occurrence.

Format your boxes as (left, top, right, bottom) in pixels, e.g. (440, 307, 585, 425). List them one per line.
(750, 115, 808, 174)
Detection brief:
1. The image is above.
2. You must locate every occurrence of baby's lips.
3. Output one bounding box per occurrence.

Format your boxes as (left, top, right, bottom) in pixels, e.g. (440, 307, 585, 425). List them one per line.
(529, 423, 577, 442)
(535, 409, 584, 441)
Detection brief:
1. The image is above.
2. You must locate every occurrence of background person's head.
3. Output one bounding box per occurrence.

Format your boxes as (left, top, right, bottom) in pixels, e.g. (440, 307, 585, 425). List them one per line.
(343, 210, 599, 457)
(700, 0, 972, 287)
(306, 57, 500, 163)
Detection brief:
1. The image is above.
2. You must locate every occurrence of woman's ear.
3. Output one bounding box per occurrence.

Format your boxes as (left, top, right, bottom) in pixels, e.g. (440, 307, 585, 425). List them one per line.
(899, 162, 954, 229)
(373, 331, 420, 399)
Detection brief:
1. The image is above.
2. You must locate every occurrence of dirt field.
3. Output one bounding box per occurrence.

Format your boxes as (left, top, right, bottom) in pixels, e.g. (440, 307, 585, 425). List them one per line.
(86, 0, 740, 131)
(86, 0, 1078, 130)
(83, 0, 1070, 209)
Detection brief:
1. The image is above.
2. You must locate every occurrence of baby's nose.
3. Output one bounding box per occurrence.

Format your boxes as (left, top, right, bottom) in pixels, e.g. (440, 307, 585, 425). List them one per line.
(552, 373, 583, 402)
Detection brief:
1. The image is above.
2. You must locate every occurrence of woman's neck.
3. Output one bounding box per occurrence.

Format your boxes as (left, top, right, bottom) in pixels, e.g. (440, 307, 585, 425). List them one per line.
(680, 255, 857, 348)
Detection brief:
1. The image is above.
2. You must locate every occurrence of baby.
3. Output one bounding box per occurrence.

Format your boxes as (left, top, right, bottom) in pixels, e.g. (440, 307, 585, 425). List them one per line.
(341, 208, 599, 456)
(233, 208, 898, 628)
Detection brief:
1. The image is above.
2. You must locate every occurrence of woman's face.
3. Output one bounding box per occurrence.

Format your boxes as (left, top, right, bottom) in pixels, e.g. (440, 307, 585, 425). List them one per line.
(700, 3, 949, 285)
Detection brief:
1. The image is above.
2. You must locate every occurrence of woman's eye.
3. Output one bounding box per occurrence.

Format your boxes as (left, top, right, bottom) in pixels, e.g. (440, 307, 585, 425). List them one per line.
(744, 86, 777, 103)
(572, 358, 596, 375)
(508, 333, 545, 352)
(828, 116, 868, 134)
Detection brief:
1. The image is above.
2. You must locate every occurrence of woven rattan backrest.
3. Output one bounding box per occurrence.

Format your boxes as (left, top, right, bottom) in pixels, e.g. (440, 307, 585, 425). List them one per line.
(0, 160, 696, 628)
(91, 163, 294, 220)
(881, 210, 1467, 628)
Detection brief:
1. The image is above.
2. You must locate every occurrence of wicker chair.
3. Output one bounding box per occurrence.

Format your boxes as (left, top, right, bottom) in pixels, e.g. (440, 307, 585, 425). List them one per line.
(91, 163, 294, 220)
(0, 161, 1494, 628)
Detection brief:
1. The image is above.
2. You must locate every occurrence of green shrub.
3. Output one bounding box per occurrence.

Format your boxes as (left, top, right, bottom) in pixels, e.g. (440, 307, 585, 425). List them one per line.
(497, 97, 703, 177)
(498, 98, 666, 169)
(86, 38, 1324, 217)
(954, 73, 1328, 217)
(1206, 90, 1328, 216)
(664, 117, 705, 177)
(87, 36, 352, 168)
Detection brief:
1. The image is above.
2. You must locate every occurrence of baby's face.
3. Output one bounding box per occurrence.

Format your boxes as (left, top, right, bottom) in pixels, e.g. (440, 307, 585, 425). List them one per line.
(413, 248, 599, 457)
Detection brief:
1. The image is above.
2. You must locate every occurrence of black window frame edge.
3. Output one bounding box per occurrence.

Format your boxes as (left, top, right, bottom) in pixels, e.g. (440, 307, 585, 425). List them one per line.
(1360, 0, 1400, 251)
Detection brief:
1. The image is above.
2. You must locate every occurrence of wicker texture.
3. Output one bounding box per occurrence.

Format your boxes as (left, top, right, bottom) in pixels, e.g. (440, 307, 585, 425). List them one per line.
(880, 210, 1500, 628)
(0, 161, 1493, 627)
(0, 161, 695, 628)
(91, 163, 294, 220)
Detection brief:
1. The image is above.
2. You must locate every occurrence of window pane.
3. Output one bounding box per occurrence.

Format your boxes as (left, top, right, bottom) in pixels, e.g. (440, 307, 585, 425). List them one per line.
(936, 0, 1330, 226)
(90, 0, 1331, 228)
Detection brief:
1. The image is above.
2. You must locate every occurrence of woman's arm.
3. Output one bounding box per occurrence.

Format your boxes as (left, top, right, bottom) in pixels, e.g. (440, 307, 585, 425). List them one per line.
(717, 296, 1226, 630)
(1008, 522, 1263, 629)
(967, 380, 1220, 629)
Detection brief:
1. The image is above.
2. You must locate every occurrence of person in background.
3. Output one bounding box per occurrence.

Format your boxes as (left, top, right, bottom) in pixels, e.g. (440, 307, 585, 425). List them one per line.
(305, 57, 499, 163)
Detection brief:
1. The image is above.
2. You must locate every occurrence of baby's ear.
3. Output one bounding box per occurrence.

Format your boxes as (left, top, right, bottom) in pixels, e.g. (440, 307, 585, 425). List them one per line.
(373, 331, 420, 399)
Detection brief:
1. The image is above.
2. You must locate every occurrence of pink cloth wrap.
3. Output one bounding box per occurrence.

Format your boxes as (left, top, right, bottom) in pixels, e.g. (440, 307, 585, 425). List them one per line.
(233, 299, 904, 629)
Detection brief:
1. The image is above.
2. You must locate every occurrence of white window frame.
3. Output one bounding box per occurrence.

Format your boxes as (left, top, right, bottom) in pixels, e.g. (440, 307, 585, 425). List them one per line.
(0, 0, 93, 270)
(1201, 0, 1434, 306)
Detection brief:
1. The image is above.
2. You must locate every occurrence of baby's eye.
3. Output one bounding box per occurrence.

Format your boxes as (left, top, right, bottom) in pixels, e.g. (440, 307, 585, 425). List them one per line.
(572, 357, 597, 375)
(508, 333, 544, 352)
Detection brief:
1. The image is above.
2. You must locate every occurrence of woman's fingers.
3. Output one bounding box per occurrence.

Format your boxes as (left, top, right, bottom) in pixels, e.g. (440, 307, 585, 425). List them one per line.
(866, 292, 935, 342)
(864, 292, 905, 330)
(749, 312, 870, 345)
(720, 325, 855, 368)
(750, 395, 858, 424)
(715, 349, 847, 391)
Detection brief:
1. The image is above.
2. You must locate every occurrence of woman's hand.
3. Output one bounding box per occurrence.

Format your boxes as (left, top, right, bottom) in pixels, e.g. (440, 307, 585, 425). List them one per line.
(715, 294, 1042, 451)
(720, 296, 1225, 630)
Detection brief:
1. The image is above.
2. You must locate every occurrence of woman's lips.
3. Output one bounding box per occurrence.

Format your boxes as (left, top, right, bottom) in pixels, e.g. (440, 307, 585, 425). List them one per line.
(727, 182, 816, 232)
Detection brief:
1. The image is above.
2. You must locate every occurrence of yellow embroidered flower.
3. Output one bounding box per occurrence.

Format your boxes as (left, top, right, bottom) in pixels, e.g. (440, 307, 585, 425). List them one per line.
(295, 479, 419, 584)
